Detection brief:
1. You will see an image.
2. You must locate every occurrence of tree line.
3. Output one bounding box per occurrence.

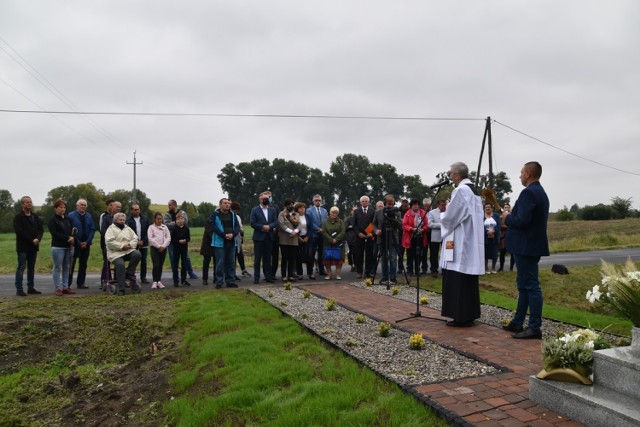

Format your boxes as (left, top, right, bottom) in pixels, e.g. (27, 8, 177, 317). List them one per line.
(1, 153, 521, 232)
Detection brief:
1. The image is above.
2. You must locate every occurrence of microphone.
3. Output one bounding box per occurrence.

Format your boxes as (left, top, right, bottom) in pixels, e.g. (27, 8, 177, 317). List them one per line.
(430, 179, 450, 189)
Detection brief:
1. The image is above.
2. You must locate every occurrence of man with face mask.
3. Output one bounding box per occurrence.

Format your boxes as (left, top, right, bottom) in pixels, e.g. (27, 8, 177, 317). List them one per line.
(249, 191, 279, 284)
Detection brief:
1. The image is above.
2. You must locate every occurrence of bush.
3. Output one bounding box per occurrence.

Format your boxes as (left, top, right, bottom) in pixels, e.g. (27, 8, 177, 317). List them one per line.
(580, 204, 615, 221)
(555, 207, 574, 221)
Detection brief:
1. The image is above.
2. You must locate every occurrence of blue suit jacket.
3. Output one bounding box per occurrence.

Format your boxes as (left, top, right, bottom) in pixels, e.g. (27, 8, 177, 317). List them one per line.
(250, 205, 279, 241)
(307, 205, 328, 239)
(505, 181, 550, 257)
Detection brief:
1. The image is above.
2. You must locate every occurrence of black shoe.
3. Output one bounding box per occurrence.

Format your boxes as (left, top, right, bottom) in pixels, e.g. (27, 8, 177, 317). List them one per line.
(512, 328, 542, 339)
(77, 284, 89, 289)
(226, 283, 238, 288)
(319, 271, 327, 276)
(253, 279, 259, 284)
(141, 278, 150, 284)
(202, 280, 209, 286)
(16, 290, 27, 297)
(446, 320, 475, 327)
(265, 278, 275, 283)
(27, 288, 42, 295)
(502, 321, 524, 333)
(174, 282, 180, 287)
(215, 284, 222, 289)
(182, 281, 191, 287)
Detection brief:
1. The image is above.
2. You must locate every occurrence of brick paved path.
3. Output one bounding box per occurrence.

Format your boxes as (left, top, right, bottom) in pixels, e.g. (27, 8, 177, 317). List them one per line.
(301, 283, 583, 427)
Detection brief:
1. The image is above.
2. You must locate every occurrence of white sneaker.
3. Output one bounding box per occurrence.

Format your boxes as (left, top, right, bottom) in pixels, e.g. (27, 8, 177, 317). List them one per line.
(157, 281, 165, 289)
(151, 282, 158, 289)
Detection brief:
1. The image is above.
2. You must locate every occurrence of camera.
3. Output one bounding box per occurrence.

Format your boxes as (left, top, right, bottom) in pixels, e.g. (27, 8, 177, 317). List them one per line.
(383, 206, 400, 220)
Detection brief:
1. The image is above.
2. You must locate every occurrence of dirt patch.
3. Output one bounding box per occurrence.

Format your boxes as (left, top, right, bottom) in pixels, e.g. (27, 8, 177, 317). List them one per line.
(0, 293, 185, 426)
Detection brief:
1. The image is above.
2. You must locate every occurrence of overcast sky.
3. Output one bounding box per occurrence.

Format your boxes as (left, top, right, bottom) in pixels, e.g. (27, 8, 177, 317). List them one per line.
(1, 1, 639, 212)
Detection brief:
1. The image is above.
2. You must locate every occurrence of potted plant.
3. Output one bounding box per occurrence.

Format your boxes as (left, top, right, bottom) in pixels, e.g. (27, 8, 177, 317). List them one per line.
(587, 258, 640, 346)
(537, 329, 610, 384)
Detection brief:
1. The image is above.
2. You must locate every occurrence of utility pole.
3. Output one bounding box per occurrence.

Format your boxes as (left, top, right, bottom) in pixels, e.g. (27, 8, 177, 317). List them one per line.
(127, 151, 143, 203)
(475, 116, 493, 188)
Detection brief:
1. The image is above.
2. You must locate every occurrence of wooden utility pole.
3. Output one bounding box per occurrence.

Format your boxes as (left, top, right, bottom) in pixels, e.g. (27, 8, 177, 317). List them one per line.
(126, 151, 143, 203)
(475, 116, 493, 188)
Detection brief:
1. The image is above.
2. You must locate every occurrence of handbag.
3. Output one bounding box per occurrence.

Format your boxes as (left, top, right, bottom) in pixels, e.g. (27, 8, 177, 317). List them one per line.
(323, 246, 341, 261)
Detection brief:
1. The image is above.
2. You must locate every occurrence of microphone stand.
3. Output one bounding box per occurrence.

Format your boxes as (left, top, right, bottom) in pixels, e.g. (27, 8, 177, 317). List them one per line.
(396, 185, 447, 324)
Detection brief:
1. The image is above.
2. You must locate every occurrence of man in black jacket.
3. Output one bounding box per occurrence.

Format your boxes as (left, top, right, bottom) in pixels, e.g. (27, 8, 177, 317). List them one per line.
(13, 196, 44, 296)
(127, 204, 150, 284)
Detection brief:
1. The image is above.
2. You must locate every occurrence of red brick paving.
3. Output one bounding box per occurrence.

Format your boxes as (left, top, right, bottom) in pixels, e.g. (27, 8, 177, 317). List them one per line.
(300, 283, 583, 427)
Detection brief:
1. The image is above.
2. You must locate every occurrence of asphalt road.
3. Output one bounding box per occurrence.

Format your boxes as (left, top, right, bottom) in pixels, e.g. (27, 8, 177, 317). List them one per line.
(1, 248, 639, 298)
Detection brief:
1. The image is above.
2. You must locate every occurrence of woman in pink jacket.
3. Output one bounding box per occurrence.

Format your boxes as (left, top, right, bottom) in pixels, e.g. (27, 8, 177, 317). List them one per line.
(147, 212, 171, 289)
(401, 198, 428, 276)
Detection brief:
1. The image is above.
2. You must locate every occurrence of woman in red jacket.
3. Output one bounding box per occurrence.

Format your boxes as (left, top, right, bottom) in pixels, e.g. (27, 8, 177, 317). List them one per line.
(401, 198, 428, 276)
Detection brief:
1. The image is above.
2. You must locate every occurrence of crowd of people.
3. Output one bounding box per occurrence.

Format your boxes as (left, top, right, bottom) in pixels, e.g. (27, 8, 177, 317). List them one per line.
(12, 161, 549, 339)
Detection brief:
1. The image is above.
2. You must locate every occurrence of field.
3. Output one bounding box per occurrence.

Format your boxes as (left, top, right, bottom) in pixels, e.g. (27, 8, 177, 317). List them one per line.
(2, 218, 640, 274)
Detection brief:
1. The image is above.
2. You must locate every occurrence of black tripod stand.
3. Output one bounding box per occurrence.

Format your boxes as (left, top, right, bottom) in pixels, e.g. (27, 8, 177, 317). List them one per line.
(371, 218, 398, 290)
(396, 214, 427, 322)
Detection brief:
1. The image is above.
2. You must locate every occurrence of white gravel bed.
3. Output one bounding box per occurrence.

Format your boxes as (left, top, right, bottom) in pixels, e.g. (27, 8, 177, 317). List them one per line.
(348, 280, 606, 339)
(250, 285, 499, 386)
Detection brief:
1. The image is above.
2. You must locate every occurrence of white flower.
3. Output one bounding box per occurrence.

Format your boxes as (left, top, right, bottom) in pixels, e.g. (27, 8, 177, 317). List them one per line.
(586, 285, 602, 303)
(626, 271, 640, 281)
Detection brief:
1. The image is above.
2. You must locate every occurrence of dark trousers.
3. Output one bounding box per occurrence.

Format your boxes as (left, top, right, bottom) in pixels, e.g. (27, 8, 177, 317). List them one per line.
(138, 247, 148, 280)
(513, 255, 543, 332)
(420, 240, 430, 273)
(280, 245, 297, 278)
(150, 247, 167, 282)
(69, 245, 91, 286)
(253, 238, 274, 280)
(271, 239, 280, 276)
(15, 251, 37, 291)
(429, 241, 441, 273)
(354, 237, 375, 276)
(309, 237, 326, 274)
(499, 249, 515, 271)
(407, 241, 424, 274)
(202, 252, 215, 282)
(172, 244, 188, 284)
(113, 251, 141, 291)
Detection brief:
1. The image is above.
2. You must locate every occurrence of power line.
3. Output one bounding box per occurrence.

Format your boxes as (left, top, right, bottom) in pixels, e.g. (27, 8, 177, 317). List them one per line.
(0, 108, 485, 121)
(492, 119, 640, 177)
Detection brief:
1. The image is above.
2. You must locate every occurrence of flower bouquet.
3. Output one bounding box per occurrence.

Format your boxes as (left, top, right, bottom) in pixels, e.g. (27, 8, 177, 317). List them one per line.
(538, 329, 610, 384)
(587, 258, 640, 328)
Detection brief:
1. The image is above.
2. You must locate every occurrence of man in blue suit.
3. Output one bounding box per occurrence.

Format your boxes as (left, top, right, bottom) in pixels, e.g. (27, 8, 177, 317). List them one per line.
(307, 194, 328, 277)
(501, 161, 550, 339)
(250, 191, 279, 284)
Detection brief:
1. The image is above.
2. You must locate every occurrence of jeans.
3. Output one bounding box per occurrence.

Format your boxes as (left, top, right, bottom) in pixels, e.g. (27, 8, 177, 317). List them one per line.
(51, 247, 71, 290)
(379, 242, 398, 282)
(253, 238, 273, 280)
(513, 254, 543, 332)
(215, 242, 235, 285)
(15, 251, 37, 291)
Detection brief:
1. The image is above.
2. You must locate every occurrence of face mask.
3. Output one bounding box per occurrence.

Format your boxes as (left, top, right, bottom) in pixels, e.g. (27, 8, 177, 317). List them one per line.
(269, 196, 273, 203)
(261, 198, 270, 205)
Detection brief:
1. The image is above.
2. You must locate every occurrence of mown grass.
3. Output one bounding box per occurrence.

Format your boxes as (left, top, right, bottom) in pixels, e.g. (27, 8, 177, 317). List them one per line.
(167, 291, 443, 426)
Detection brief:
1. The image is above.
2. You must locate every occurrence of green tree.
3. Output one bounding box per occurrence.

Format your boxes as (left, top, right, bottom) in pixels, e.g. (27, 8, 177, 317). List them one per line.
(610, 196, 633, 219)
(471, 171, 512, 206)
(218, 159, 274, 219)
(0, 189, 15, 233)
(106, 189, 151, 219)
(368, 163, 404, 204)
(43, 183, 106, 226)
(329, 154, 371, 212)
(194, 202, 217, 226)
(580, 204, 614, 220)
(555, 206, 575, 221)
(403, 175, 433, 202)
(180, 201, 198, 225)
